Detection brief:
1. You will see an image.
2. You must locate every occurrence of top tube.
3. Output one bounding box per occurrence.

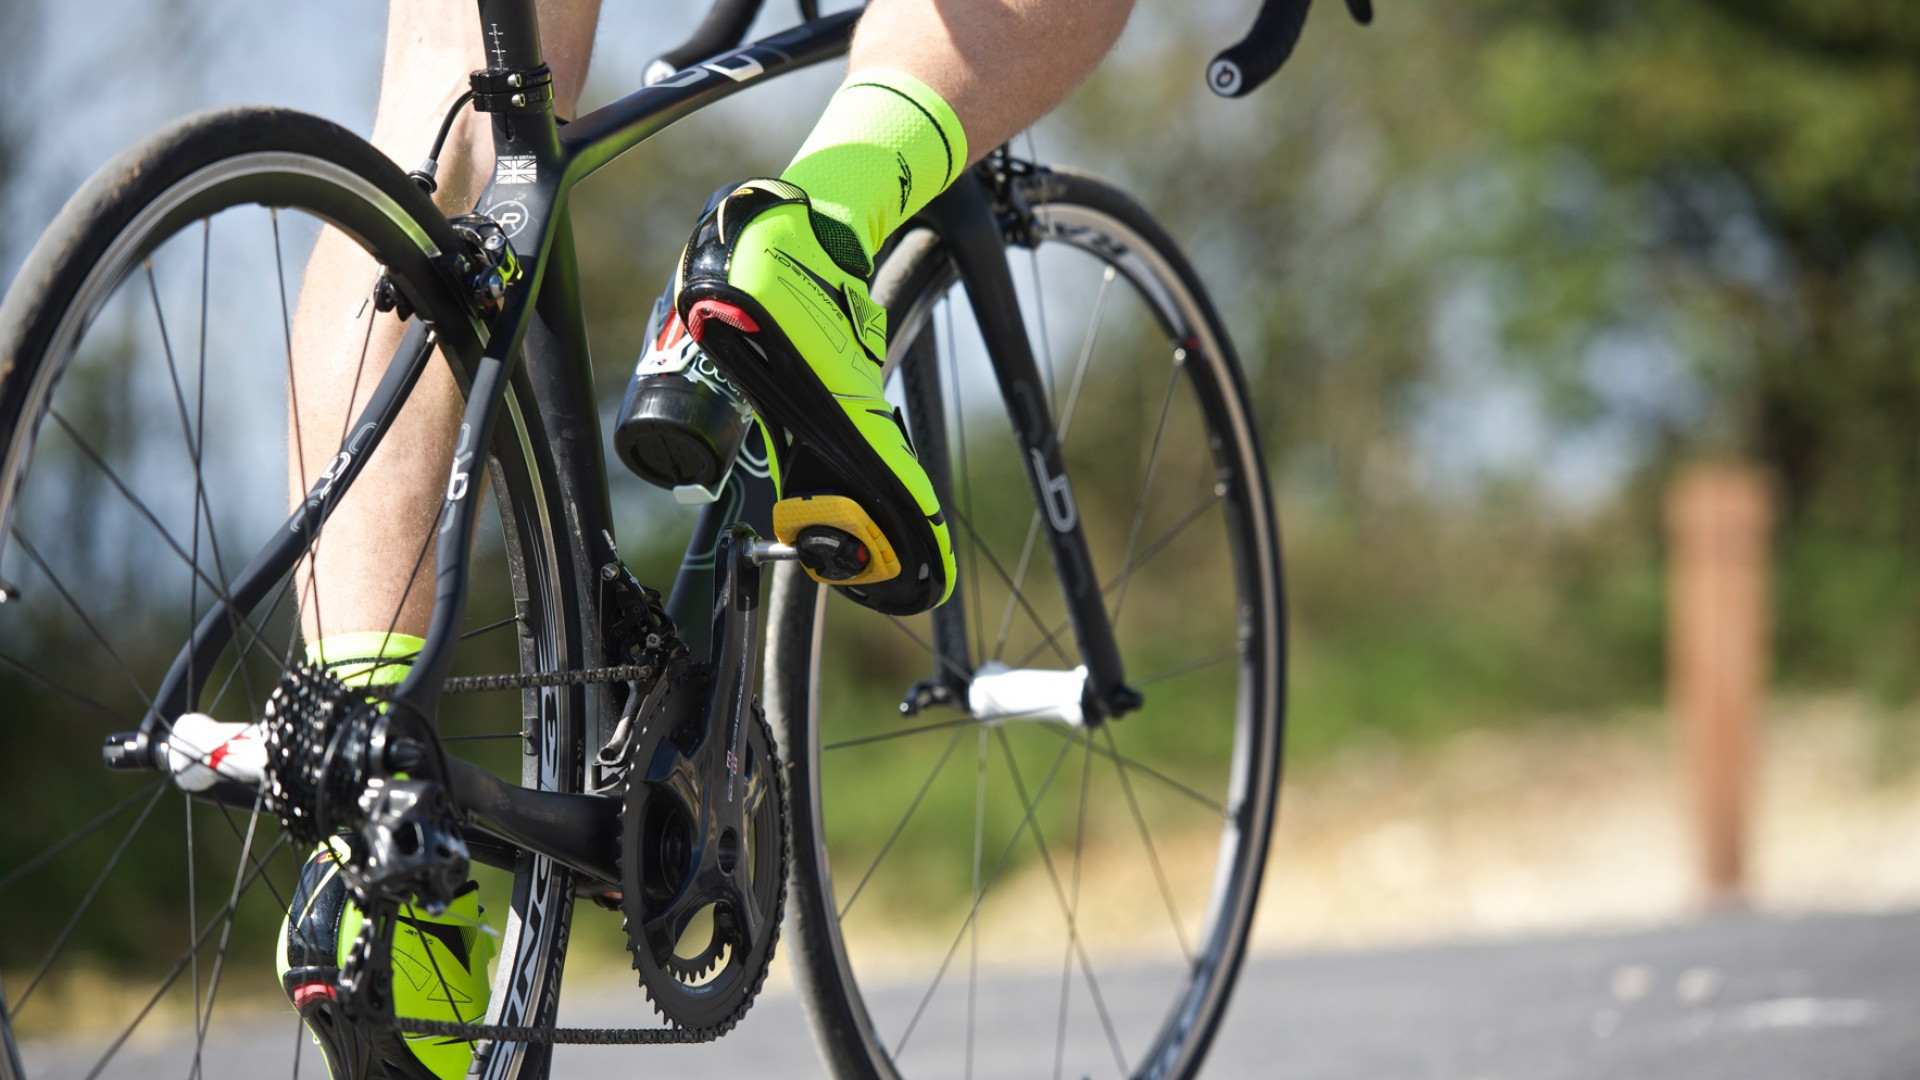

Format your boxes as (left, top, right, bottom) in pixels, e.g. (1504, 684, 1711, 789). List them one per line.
(558, 11, 859, 187)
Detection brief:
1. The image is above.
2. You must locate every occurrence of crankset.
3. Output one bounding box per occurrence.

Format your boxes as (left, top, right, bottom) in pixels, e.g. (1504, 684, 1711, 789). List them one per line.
(618, 526, 789, 1034)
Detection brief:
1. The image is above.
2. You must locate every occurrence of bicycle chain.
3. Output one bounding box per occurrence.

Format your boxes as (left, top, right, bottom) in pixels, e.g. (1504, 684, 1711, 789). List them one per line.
(392, 1018, 723, 1045)
(437, 662, 656, 694)
(371, 568, 735, 1045)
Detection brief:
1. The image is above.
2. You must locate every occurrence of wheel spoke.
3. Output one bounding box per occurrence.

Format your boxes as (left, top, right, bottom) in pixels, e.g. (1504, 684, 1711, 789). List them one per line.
(146, 258, 210, 705)
(946, 504, 1073, 667)
(185, 796, 203, 1080)
(821, 716, 973, 753)
(1136, 646, 1240, 687)
(462, 614, 521, 640)
(890, 734, 1077, 1060)
(10, 532, 158, 716)
(205, 572, 297, 718)
(375, 495, 442, 664)
(298, 280, 384, 671)
(995, 728, 1129, 1078)
(991, 511, 1044, 663)
(1028, 234, 1058, 404)
(1032, 720, 1228, 816)
(1109, 357, 1183, 626)
(881, 614, 976, 688)
(190, 794, 269, 1077)
(1103, 724, 1195, 964)
(414, 909, 484, 1059)
(43, 411, 295, 676)
(965, 725, 987, 1080)
(79, 834, 289, 1080)
(14, 779, 170, 1009)
(0, 778, 169, 897)
(1052, 265, 1113, 447)
(1053, 727, 1097, 1080)
(942, 299, 988, 672)
(273, 209, 324, 649)
(1010, 491, 1225, 671)
(215, 805, 295, 913)
(0, 648, 126, 725)
(836, 723, 971, 921)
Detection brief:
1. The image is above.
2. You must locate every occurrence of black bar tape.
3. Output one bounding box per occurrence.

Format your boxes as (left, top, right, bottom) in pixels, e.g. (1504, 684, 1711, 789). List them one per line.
(651, 0, 767, 80)
(1208, 0, 1313, 99)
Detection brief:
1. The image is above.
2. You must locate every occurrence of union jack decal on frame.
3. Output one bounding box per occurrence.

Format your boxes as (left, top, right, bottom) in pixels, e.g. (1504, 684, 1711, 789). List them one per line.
(496, 155, 537, 184)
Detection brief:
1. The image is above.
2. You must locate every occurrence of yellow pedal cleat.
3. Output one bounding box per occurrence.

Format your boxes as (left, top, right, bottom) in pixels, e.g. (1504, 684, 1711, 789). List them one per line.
(774, 494, 901, 587)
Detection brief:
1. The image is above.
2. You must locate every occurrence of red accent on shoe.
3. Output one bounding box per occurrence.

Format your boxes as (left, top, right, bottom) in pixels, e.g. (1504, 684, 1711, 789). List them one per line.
(686, 299, 760, 341)
(657, 310, 688, 351)
(292, 982, 338, 1010)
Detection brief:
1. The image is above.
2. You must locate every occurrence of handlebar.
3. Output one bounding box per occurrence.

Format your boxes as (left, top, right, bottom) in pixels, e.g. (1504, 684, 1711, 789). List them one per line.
(645, 0, 770, 85)
(642, 0, 1368, 102)
(1208, 0, 1372, 100)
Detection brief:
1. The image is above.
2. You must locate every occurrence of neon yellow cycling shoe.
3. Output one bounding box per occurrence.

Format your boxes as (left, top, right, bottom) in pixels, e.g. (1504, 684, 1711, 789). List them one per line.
(674, 179, 955, 615)
(278, 838, 495, 1080)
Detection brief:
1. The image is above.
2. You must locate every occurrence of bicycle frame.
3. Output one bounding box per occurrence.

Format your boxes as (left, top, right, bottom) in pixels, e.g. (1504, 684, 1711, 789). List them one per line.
(131, 0, 1134, 889)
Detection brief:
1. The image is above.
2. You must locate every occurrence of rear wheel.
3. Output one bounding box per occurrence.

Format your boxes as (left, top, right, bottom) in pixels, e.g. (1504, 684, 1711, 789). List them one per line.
(0, 108, 595, 1080)
(770, 168, 1286, 1080)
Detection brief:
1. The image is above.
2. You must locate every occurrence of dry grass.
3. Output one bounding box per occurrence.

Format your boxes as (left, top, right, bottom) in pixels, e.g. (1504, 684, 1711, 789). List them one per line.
(831, 694, 1920, 966)
(1251, 694, 1920, 951)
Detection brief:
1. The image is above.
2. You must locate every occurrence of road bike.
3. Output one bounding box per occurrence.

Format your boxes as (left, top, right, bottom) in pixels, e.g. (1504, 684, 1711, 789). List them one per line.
(0, 0, 1352, 1075)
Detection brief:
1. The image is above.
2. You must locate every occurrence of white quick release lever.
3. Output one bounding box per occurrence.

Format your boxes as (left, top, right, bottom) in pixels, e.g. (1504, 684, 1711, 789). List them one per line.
(967, 661, 1089, 726)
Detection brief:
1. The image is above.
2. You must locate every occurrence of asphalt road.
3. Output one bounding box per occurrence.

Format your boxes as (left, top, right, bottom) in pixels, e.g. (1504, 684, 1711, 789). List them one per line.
(29, 908, 1920, 1078)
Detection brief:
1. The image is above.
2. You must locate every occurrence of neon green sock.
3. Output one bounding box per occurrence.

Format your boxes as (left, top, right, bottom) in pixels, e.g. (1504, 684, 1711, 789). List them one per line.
(304, 631, 425, 688)
(780, 68, 970, 273)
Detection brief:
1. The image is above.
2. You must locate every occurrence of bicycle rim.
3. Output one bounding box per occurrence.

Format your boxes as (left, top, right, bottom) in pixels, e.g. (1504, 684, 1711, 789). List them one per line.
(0, 110, 586, 1080)
(771, 168, 1286, 1080)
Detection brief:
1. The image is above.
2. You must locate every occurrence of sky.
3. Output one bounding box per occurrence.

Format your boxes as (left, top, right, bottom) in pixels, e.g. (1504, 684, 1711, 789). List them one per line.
(5, 0, 837, 279)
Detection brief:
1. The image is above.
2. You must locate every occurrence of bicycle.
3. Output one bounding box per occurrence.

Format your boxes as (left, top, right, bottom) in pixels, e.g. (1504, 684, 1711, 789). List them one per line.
(0, 0, 1351, 1076)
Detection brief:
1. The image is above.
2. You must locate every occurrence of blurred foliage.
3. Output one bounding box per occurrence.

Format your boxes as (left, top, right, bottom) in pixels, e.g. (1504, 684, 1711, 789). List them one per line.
(1049, 0, 1920, 746)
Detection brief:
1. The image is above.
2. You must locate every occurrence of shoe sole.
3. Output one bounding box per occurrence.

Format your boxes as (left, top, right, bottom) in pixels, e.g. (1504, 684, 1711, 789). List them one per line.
(285, 971, 444, 1080)
(681, 286, 945, 615)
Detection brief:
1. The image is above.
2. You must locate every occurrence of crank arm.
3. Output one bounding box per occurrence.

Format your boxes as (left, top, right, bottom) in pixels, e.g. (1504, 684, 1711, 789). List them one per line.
(629, 523, 769, 959)
(706, 525, 762, 823)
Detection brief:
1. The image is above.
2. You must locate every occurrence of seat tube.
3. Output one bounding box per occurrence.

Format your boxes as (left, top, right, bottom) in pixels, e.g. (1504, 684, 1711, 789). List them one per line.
(477, 0, 546, 73)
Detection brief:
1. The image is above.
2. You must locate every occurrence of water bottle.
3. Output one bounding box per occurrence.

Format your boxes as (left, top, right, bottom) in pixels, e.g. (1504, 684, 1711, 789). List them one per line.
(613, 290, 753, 504)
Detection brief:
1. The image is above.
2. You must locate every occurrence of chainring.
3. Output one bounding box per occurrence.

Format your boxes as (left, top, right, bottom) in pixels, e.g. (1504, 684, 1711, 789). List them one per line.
(619, 656, 787, 1033)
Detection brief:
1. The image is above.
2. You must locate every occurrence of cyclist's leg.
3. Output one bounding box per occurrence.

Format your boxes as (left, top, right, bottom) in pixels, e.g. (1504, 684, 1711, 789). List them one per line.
(674, 0, 1132, 616)
(279, 7, 600, 1079)
(290, 0, 600, 656)
(848, 0, 1134, 169)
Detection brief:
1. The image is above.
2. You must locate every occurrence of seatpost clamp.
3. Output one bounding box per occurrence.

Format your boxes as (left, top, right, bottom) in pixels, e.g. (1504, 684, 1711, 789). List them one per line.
(469, 64, 554, 112)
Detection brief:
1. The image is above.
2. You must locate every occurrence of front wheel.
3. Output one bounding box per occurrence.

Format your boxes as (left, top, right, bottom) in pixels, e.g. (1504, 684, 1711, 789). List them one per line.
(770, 168, 1286, 1080)
(0, 108, 593, 1080)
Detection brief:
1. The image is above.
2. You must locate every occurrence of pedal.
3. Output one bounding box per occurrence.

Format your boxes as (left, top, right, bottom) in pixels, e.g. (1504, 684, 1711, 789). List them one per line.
(773, 495, 900, 586)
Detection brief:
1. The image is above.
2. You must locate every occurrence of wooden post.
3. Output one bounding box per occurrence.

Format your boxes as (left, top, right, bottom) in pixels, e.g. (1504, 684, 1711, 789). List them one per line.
(1666, 463, 1772, 910)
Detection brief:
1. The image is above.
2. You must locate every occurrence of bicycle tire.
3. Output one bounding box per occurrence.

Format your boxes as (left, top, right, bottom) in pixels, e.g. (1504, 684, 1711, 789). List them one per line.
(768, 168, 1286, 1080)
(0, 107, 593, 1080)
